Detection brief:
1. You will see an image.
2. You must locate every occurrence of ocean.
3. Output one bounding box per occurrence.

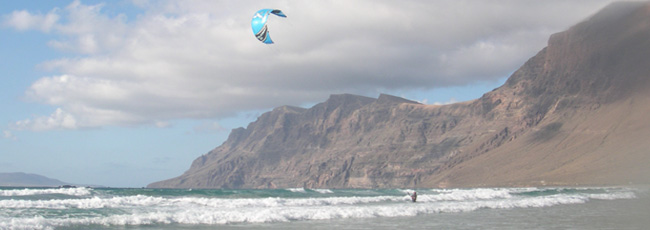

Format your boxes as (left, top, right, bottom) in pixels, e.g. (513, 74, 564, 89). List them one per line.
(0, 186, 647, 229)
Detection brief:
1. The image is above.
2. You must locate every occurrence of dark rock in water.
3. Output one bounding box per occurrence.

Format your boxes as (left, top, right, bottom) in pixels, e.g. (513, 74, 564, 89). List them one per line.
(149, 2, 650, 189)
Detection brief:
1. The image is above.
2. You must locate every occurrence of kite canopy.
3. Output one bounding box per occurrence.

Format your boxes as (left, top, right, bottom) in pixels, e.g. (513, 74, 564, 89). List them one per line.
(251, 9, 286, 44)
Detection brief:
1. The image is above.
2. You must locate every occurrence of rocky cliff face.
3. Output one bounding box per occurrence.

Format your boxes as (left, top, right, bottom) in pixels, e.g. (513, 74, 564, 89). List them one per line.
(149, 2, 650, 189)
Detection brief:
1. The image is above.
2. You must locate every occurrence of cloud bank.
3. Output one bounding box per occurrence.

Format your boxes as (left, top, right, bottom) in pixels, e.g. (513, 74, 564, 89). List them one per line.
(4, 0, 616, 130)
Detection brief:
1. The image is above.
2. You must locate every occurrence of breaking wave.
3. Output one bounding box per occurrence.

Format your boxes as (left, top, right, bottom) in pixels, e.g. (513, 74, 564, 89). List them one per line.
(286, 188, 306, 193)
(0, 187, 638, 230)
(0, 187, 92, 197)
(312, 188, 334, 194)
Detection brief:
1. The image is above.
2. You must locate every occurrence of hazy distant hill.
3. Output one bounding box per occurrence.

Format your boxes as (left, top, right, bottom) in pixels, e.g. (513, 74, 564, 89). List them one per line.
(0, 172, 71, 187)
(149, 2, 650, 189)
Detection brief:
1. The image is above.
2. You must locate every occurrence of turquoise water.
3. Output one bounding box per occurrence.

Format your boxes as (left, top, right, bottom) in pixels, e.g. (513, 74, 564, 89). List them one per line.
(0, 186, 647, 229)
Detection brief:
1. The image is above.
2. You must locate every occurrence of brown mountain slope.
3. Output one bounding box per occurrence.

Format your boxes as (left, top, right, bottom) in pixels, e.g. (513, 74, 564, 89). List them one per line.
(426, 92, 650, 187)
(424, 1, 650, 187)
(149, 2, 650, 189)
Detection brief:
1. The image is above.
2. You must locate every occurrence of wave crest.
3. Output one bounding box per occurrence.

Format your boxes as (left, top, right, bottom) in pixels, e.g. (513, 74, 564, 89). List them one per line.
(0, 187, 92, 197)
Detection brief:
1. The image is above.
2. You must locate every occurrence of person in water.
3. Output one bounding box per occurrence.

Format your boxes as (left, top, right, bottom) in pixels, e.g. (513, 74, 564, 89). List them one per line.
(408, 191, 417, 202)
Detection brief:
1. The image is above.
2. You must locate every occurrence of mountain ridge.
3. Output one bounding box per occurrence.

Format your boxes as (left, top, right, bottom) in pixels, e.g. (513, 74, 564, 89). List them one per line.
(149, 2, 650, 189)
(0, 172, 71, 187)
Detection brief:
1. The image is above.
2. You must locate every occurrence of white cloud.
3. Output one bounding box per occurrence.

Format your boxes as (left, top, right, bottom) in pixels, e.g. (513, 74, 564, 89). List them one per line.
(192, 121, 228, 134)
(3, 130, 16, 140)
(3, 0, 618, 130)
(155, 121, 171, 128)
(12, 108, 77, 131)
(2, 9, 59, 32)
(432, 98, 459, 106)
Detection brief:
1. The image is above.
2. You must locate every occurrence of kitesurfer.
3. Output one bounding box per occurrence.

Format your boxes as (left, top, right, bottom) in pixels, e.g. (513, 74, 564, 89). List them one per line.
(407, 191, 417, 202)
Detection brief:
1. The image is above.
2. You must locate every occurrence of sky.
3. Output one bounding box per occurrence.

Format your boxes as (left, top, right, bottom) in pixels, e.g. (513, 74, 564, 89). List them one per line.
(0, 0, 621, 187)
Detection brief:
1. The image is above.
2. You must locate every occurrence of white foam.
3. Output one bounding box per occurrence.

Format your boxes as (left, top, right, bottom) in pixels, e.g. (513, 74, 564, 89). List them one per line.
(0, 194, 404, 210)
(3, 187, 635, 211)
(286, 188, 306, 193)
(170, 195, 407, 209)
(1, 187, 637, 211)
(0, 187, 638, 229)
(312, 189, 334, 194)
(0, 194, 601, 229)
(588, 191, 637, 200)
(0, 216, 55, 230)
(425, 188, 514, 202)
(0, 187, 92, 197)
(0, 195, 167, 209)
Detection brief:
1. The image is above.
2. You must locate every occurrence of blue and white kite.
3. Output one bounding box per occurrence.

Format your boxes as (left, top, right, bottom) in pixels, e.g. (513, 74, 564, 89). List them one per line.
(251, 9, 286, 44)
